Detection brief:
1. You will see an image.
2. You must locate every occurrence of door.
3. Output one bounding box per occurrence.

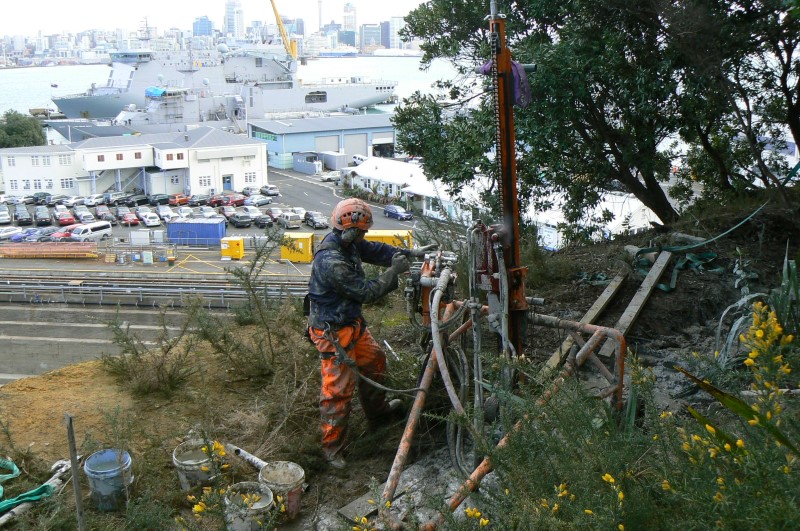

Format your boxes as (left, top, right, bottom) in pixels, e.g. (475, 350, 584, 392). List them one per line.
(222, 175, 233, 191)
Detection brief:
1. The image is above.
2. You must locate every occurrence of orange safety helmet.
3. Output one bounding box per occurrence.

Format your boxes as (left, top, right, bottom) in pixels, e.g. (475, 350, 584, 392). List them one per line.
(331, 198, 374, 231)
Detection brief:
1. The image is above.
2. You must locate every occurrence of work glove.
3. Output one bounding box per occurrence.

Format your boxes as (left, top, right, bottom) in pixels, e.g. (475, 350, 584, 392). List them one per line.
(389, 253, 411, 275)
(409, 244, 439, 258)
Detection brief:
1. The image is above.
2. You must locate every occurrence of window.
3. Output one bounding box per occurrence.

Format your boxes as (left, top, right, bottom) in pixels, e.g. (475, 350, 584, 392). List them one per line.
(60, 178, 75, 189)
(166, 153, 174, 161)
(97, 155, 105, 162)
(177, 153, 184, 160)
(33, 179, 42, 190)
(199, 176, 212, 187)
(221, 157, 233, 161)
(116, 153, 123, 161)
(244, 172, 256, 184)
(45, 179, 53, 189)
(23, 180, 31, 189)
(31, 156, 39, 167)
(170, 176, 180, 185)
(7, 156, 15, 167)
(135, 152, 142, 159)
(9, 180, 18, 190)
(58, 154, 71, 165)
(42, 156, 51, 166)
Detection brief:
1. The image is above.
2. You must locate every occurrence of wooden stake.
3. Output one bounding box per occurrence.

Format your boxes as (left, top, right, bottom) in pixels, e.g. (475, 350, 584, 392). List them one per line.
(64, 413, 86, 531)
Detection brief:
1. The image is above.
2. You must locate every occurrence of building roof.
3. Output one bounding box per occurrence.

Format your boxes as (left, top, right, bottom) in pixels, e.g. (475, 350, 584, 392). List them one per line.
(250, 113, 393, 135)
(68, 127, 262, 151)
(0, 144, 73, 155)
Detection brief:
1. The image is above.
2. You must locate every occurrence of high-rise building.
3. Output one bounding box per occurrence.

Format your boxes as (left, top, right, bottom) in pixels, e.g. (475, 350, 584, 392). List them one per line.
(359, 24, 381, 54)
(389, 16, 406, 49)
(343, 3, 357, 32)
(224, 0, 244, 38)
(380, 21, 390, 49)
(193, 16, 214, 37)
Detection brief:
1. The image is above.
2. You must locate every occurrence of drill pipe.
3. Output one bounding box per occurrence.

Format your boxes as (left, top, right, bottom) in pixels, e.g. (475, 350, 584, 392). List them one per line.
(420, 315, 626, 530)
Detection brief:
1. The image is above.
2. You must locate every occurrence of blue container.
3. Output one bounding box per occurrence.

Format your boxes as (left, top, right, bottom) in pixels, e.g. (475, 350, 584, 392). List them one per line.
(83, 449, 133, 511)
(166, 218, 227, 246)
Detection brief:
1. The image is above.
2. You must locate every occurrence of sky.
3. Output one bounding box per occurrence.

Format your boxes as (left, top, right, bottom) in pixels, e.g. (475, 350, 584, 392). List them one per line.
(3, 0, 425, 37)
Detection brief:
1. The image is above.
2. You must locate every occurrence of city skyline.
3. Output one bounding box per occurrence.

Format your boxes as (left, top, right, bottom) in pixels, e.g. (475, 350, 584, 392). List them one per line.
(1, 0, 424, 37)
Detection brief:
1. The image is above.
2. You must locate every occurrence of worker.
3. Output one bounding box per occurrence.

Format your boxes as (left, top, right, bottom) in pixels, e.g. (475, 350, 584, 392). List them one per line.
(307, 198, 436, 469)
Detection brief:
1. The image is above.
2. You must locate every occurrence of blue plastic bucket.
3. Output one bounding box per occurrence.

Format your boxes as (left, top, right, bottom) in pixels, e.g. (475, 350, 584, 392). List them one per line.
(83, 449, 133, 511)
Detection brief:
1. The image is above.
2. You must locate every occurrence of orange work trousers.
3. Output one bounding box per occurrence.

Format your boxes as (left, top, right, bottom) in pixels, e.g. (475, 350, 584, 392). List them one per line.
(309, 322, 391, 460)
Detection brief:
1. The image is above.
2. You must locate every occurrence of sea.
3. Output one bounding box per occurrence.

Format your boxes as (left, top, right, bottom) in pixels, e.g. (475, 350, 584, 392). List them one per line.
(0, 56, 460, 117)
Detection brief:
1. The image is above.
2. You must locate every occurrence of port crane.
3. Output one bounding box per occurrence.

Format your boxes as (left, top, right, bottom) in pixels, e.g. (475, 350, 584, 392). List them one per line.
(270, 0, 297, 59)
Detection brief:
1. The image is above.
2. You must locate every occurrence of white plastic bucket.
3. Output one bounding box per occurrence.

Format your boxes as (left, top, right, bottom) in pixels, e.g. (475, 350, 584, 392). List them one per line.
(258, 461, 304, 520)
(224, 481, 274, 531)
(172, 440, 212, 491)
(83, 449, 133, 511)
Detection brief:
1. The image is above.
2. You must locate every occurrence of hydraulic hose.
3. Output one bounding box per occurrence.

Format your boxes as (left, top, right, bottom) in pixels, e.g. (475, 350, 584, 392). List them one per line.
(430, 268, 466, 416)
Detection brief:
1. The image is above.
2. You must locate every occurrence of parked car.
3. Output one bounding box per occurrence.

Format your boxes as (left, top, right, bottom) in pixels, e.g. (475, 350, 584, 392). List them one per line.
(34, 207, 51, 226)
(124, 194, 149, 207)
(218, 205, 237, 219)
(241, 186, 261, 196)
(264, 207, 283, 221)
(0, 226, 23, 240)
(73, 205, 90, 217)
(45, 194, 69, 206)
(83, 194, 105, 207)
(254, 214, 274, 229)
(10, 227, 43, 242)
(32, 192, 50, 205)
(140, 212, 162, 227)
(176, 206, 194, 218)
(384, 205, 413, 220)
(168, 193, 190, 206)
(188, 194, 210, 206)
(240, 206, 262, 219)
(54, 211, 76, 226)
(210, 193, 245, 207)
(277, 212, 302, 229)
(148, 194, 170, 206)
(115, 205, 131, 217)
(95, 205, 111, 217)
(25, 226, 60, 242)
(135, 206, 153, 221)
(289, 206, 306, 218)
(304, 211, 329, 229)
(62, 195, 85, 207)
(196, 206, 218, 218)
(319, 170, 342, 183)
(11, 195, 35, 205)
(49, 224, 82, 241)
(229, 212, 252, 228)
(76, 211, 96, 223)
(0, 210, 15, 224)
(97, 212, 118, 225)
(244, 194, 272, 206)
(14, 207, 32, 226)
(156, 205, 178, 221)
(260, 184, 280, 196)
(104, 191, 129, 206)
(121, 213, 140, 226)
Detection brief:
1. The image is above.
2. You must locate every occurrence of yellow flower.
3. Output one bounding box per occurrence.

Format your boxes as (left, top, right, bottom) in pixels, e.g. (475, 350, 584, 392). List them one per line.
(692, 435, 702, 442)
(187, 495, 196, 502)
(281, 504, 286, 512)
(652, 435, 659, 441)
(748, 351, 759, 359)
(713, 492, 724, 503)
(552, 503, 559, 513)
(756, 329, 764, 338)
(618, 525, 625, 531)
(716, 477, 725, 486)
(709, 447, 719, 458)
(744, 358, 755, 367)
(480, 518, 489, 527)
(192, 501, 206, 514)
(748, 418, 759, 426)
(618, 491, 624, 503)
(736, 439, 744, 448)
(662, 480, 672, 491)
(202, 486, 212, 494)
(705, 424, 716, 435)
(602, 473, 615, 484)
(584, 509, 594, 515)
(385, 501, 391, 508)
(361, 516, 368, 524)
(201, 446, 208, 453)
(783, 466, 790, 474)
(200, 465, 210, 472)
(504, 489, 510, 495)
(221, 463, 230, 470)
(659, 411, 672, 419)
(682, 442, 691, 451)
(724, 443, 732, 452)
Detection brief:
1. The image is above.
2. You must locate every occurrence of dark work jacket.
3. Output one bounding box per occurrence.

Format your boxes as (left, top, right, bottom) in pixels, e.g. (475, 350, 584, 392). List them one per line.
(307, 231, 402, 329)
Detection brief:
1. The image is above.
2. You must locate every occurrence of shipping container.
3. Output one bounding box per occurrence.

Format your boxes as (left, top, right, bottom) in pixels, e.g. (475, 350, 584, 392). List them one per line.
(281, 232, 315, 263)
(166, 218, 227, 245)
(364, 229, 413, 249)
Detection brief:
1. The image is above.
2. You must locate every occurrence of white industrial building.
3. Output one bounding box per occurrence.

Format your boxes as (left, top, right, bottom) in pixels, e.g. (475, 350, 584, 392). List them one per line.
(0, 127, 268, 198)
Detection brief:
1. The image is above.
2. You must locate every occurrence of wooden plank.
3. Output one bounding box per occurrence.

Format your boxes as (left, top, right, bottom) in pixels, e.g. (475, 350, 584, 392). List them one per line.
(539, 271, 628, 376)
(597, 251, 673, 358)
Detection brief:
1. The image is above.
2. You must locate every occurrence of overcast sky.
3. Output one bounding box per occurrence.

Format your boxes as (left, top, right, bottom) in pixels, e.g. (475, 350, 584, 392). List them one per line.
(3, 0, 425, 37)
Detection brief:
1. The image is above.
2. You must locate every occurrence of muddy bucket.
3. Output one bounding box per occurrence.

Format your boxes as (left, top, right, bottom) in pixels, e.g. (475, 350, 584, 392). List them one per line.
(172, 440, 214, 491)
(224, 481, 274, 531)
(258, 461, 304, 519)
(83, 449, 133, 511)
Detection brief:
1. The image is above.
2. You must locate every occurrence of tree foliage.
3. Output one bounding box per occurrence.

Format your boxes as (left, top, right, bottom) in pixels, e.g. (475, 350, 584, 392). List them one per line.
(395, 0, 800, 227)
(0, 110, 46, 148)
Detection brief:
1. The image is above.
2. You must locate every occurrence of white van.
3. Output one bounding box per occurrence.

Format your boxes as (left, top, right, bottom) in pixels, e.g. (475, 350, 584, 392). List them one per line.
(352, 154, 368, 165)
(70, 221, 113, 242)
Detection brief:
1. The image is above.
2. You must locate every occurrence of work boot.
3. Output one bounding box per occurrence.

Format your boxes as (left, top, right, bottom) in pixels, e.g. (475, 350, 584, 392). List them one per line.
(327, 455, 347, 469)
(387, 399, 403, 413)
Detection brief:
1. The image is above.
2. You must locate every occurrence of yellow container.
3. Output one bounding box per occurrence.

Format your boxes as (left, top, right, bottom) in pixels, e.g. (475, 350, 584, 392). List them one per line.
(220, 237, 245, 260)
(281, 232, 314, 263)
(364, 229, 413, 249)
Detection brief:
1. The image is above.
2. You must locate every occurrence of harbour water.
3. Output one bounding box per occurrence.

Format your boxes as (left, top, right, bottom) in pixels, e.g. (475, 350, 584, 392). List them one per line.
(0, 57, 459, 117)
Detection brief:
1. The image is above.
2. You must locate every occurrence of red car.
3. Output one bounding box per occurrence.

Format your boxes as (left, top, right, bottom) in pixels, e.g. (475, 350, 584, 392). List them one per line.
(55, 211, 76, 226)
(50, 224, 81, 240)
(121, 212, 140, 226)
(218, 205, 236, 219)
(210, 193, 246, 207)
